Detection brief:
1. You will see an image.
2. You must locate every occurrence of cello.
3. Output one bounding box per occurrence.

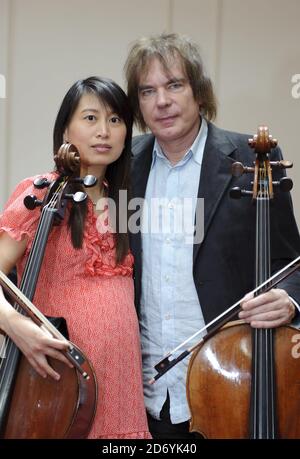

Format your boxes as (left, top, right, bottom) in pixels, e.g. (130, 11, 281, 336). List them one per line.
(150, 127, 300, 438)
(0, 143, 97, 438)
(186, 126, 300, 438)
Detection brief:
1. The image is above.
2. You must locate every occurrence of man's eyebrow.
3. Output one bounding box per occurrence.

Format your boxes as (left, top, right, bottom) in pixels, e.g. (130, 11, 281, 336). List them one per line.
(138, 77, 186, 91)
(166, 77, 186, 84)
(138, 85, 153, 91)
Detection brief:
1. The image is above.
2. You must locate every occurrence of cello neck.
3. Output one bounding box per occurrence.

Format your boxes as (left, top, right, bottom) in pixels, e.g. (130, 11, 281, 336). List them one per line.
(19, 207, 56, 301)
(250, 156, 276, 439)
(255, 194, 271, 287)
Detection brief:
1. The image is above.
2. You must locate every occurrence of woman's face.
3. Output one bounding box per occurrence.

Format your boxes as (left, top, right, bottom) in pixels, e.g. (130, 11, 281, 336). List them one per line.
(64, 93, 127, 176)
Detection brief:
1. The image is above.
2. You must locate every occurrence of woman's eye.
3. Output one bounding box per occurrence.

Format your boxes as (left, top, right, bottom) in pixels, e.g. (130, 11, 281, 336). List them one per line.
(109, 116, 122, 124)
(85, 115, 96, 121)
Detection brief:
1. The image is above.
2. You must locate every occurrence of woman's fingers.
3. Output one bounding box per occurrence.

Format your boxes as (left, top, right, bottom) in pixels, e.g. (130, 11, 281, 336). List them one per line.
(27, 353, 61, 381)
(7, 313, 74, 379)
(44, 343, 74, 369)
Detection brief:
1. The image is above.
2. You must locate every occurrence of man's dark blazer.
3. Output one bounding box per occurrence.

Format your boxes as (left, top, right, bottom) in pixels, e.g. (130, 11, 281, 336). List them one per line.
(130, 122, 300, 324)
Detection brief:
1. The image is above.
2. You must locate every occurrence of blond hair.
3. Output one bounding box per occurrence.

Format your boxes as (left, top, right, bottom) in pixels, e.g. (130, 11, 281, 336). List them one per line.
(124, 33, 217, 131)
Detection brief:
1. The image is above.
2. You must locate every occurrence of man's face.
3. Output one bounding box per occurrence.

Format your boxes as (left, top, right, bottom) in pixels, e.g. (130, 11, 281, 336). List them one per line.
(138, 57, 200, 149)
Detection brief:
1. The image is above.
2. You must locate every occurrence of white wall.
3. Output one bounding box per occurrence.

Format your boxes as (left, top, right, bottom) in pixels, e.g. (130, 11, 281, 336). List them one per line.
(0, 0, 10, 211)
(217, 0, 300, 215)
(1, 0, 300, 225)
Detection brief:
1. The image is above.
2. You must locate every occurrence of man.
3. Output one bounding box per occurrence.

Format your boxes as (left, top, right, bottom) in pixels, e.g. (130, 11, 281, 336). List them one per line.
(124, 33, 300, 439)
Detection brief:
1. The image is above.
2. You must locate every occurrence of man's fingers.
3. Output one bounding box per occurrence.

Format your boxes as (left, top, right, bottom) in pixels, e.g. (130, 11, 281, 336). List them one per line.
(241, 291, 254, 303)
(250, 318, 284, 329)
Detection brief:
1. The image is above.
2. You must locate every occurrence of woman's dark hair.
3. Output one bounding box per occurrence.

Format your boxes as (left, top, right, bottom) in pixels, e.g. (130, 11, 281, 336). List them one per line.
(53, 76, 133, 263)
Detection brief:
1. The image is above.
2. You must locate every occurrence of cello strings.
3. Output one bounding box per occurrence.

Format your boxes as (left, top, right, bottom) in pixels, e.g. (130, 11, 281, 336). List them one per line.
(0, 182, 64, 379)
(254, 164, 272, 437)
(16, 179, 65, 298)
(0, 185, 59, 376)
(0, 178, 67, 380)
(11, 180, 64, 306)
(260, 163, 276, 438)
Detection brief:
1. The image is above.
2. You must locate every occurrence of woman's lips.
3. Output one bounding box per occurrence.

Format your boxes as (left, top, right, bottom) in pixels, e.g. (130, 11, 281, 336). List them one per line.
(92, 144, 111, 152)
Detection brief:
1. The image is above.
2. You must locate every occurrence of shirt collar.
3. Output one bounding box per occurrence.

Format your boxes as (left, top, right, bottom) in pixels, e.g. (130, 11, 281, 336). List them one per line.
(151, 117, 208, 169)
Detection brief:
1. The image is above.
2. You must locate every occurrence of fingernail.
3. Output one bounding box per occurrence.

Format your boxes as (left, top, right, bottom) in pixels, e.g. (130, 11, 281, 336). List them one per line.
(242, 294, 251, 302)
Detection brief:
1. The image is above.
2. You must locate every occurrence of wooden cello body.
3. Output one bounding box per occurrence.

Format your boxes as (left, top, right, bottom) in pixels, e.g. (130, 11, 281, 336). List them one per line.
(186, 127, 300, 438)
(187, 321, 300, 438)
(0, 144, 97, 438)
(4, 351, 97, 438)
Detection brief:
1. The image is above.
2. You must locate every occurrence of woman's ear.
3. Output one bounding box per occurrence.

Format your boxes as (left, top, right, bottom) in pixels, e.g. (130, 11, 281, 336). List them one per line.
(63, 128, 69, 143)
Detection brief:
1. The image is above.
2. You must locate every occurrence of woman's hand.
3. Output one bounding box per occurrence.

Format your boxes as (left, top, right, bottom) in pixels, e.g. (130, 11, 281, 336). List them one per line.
(0, 233, 72, 381)
(0, 290, 72, 380)
(239, 288, 296, 328)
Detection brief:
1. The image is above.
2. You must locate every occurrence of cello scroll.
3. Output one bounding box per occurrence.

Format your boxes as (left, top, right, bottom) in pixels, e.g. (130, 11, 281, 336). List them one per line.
(230, 126, 293, 200)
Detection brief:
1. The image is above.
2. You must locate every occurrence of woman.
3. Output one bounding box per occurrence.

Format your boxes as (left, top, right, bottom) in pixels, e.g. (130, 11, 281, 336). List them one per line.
(0, 77, 150, 439)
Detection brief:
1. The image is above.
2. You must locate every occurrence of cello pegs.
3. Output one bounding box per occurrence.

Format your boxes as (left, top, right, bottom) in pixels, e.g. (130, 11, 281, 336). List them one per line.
(270, 160, 293, 169)
(230, 187, 242, 199)
(248, 135, 257, 149)
(73, 191, 87, 203)
(64, 192, 87, 203)
(71, 175, 98, 187)
(272, 177, 293, 192)
(82, 175, 97, 188)
(230, 187, 253, 199)
(33, 177, 51, 189)
(269, 135, 278, 148)
(24, 195, 43, 210)
(232, 162, 255, 177)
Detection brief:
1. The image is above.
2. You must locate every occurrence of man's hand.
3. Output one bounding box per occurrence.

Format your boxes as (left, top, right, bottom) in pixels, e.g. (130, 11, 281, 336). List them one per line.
(239, 288, 296, 328)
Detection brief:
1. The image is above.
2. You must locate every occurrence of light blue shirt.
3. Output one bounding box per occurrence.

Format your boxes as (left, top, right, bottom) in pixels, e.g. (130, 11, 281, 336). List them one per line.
(140, 118, 208, 423)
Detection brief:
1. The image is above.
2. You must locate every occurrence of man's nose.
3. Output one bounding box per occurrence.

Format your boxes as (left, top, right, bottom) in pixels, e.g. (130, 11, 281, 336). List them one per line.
(156, 88, 171, 107)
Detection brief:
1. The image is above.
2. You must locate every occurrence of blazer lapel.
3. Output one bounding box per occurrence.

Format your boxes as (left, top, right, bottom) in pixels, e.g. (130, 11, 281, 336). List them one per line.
(130, 134, 154, 311)
(131, 134, 154, 200)
(193, 123, 237, 262)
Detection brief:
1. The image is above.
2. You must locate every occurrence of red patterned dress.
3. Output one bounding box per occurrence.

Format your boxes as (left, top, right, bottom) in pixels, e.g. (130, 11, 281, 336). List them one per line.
(0, 173, 151, 439)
